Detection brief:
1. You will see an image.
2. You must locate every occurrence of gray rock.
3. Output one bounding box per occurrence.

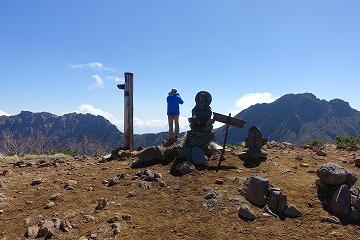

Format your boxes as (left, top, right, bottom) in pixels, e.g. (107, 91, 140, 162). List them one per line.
(245, 175, 269, 207)
(83, 214, 95, 223)
(203, 188, 219, 211)
(60, 220, 72, 232)
(350, 185, 359, 196)
(139, 181, 151, 189)
(348, 207, 360, 221)
(316, 150, 327, 156)
(110, 222, 121, 235)
(354, 158, 360, 167)
(44, 201, 55, 209)
(122, 214, 131, 220)
(204, 192, 218, 200)
(107, 177, 121, 187)
(26, 225, 39, 237)
(64, 180, 77, 190)
(277, 194, 288, 213)
(49, 193, 61, 201)
(191, 146, 208, 165)
(346, 169, 358, 183)
(317, 162, 348, 186)
(108, 215, 121, 223)
(142, 169, 155, 181)
(126, 191, 135, 197)
(159, 180, 167, 188)
(351, 196, 360, 211)
(238, 204, 256, 221)
(37, 226, 54, 238)
(322, 215, 340, 224)
(95, 198, 108, 210)
(264, 205, 278, 217)
(284, 205, 303, 218)
(177, 147, 192, 159)
(135, 146, 163, 163)
(330, 184, 351, 216)
(31, 178, 43, 185)
(176, 161, 195, 175)
(268, 189, 282, 212)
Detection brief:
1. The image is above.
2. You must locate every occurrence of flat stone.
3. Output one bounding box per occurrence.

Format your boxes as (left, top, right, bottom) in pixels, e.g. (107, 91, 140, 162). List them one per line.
(238, 204, 256, 221)
(330, 184, 351, 216)
(284, 205, 303, 218)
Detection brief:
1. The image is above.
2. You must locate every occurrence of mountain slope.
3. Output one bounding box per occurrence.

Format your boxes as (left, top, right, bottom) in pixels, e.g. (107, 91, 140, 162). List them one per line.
(214, 93, 360, 145)
(0, 111, 123, 152)
(0, 111, 171, 153)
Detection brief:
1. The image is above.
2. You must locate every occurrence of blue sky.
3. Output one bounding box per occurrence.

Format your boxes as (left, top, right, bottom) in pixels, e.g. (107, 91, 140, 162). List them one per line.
(1, 0, 359, 134)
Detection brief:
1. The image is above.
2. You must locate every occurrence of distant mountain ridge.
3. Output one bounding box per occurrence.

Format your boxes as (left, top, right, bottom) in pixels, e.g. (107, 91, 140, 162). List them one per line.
(214, 93, 360, 145)
(0, 111, 122, 152)
(0, 111, 168, 153)
(1, 93, 360, 153)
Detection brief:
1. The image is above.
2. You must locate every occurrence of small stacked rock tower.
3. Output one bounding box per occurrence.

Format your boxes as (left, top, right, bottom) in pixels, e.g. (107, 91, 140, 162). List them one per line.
(176, 91, 215, 166)
(185, 91, 215, 149)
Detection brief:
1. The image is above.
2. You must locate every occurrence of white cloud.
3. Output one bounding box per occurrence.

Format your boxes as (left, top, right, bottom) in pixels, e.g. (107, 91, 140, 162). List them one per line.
(87, 74, 104, 90)
(70, 62, 115, 72)
(133, 116, 190, 134)
(71, 62, 122, 89)
(232, 92, 277, 115)
(74, 104, 192, 134)
(0, 110, 11, 116)
(75, 104, 123, 130)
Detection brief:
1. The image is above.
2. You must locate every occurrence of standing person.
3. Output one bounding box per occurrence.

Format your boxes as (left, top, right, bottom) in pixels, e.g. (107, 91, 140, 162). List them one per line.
(167, 88, 184, 140)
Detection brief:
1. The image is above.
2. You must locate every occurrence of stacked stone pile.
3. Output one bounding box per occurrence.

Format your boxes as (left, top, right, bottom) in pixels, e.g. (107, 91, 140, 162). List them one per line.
(316, 162, 360, 221)
(177, 91, 215, 166)
(238, 174, 302, 221)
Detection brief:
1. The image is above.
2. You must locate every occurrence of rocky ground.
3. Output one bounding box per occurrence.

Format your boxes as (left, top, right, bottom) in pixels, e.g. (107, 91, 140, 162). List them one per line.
(0, 143, 360, 240)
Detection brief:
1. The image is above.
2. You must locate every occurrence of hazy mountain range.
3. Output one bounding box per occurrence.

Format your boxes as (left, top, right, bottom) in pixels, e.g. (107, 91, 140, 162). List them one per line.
(1, 93, 360, 153)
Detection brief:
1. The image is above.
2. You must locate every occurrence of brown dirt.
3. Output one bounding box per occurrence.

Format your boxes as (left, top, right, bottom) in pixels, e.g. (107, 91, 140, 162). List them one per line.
(0, 145, 360, 240)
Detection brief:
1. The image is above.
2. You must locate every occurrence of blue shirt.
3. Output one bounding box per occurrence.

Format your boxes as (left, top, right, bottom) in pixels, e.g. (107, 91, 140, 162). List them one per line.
(167, 95, 184, 115)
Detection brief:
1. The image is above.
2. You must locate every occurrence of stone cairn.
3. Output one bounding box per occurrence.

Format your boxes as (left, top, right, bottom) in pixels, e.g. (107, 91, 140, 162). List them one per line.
(316, 162, 360, 222)
(177, 91, 215, 166)
(239, 125, 268, 161)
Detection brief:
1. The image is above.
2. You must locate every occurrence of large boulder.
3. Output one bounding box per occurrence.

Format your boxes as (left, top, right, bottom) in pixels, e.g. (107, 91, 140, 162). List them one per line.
(135, 146, 163, 164)
(317, 162, 349, 186)
(245, 175, 269, 207)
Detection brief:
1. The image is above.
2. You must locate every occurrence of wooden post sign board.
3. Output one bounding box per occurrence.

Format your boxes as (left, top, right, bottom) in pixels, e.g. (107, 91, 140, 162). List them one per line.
(213, 112, 246, 128)
(213, 112, 246, 171)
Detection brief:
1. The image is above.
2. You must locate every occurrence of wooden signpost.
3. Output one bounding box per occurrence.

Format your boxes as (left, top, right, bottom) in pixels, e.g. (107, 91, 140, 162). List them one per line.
(213, 112, 246, 171)
(117, 72, 134, 151)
